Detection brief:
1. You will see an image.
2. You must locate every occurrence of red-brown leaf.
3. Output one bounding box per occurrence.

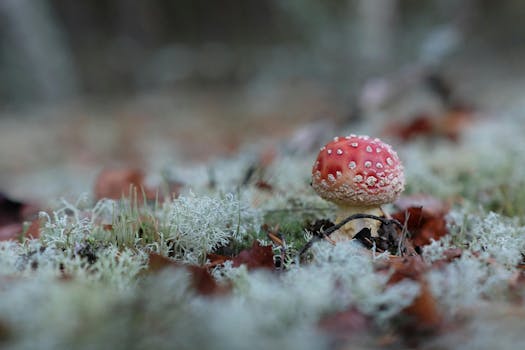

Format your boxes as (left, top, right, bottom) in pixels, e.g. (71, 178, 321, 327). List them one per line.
(186, 265, 227, 296)
(206, 253, 231, 268)
(318, 308, 371, 338)
(387, 256, 425, 282)
(147, 252, 177, 272)
(94, 168, 158, 201)
(147, 253, 228, 296)
(254, 180, 273, 192)
(392, 202, 449, 247)
(24, 218, 42, 239)
(404, 281, 442, 330)
(436, 107, 474, 142)
(391, 113, 434, 142)
(386, 256, 442, 330)
(232, 241, 274, 270)
(387, 106, 473, 142)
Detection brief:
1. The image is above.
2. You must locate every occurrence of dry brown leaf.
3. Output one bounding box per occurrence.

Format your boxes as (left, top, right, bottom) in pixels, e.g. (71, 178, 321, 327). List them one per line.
(318, 308, 372, 339)
(206, 253, 230, 268)
(390, 113, 434, 142)
(254, 180, 273, 192)
(386, 256, 442, 331)
(94, 168, 158, 201)
(403, 281, 442, 330)
(430, 248, 463, 270)
(232, 241, 274, 270)
(147, 253, 228, 296)
(392, 200, 449, 247)
(24, 218, 42, 239)
(387, 106, 474, 142)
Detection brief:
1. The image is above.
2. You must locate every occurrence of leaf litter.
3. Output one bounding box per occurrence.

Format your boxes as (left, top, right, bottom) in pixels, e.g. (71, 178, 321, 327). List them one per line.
(2, 83, 525, 350)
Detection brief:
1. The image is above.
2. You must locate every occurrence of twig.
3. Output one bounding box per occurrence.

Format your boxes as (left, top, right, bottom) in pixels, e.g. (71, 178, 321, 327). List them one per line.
(267, 227, 286, 271)
(397, 211, 411, 256)
(298, 213, 403, 257)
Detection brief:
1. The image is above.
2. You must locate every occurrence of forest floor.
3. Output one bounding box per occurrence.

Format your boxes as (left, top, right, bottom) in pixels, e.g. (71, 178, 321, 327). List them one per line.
(1, 46, 525, 349)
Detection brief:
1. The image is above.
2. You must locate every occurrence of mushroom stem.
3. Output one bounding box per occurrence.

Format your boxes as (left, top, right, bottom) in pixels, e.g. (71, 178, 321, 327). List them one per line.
(332, 205, 385, 241)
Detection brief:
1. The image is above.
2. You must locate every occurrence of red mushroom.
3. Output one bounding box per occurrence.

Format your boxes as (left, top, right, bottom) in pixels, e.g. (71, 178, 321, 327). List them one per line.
(312, 135, 405, 241)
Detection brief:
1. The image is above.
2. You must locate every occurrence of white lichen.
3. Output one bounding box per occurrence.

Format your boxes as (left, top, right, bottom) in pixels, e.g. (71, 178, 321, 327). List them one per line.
(159, 192, 262, 264)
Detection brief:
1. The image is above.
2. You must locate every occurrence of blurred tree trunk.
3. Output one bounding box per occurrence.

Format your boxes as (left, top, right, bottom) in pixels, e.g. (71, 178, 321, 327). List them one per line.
(356, 0, 398, 67)
(0, 0, 78, 104)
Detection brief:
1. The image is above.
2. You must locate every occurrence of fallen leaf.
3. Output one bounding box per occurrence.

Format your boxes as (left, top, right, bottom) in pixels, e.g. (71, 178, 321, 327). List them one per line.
(392, 203, 448, 247)
(147, 253, 228, 296)
(94, 168, 158, 202)
(206, 253, 230, 268)
(436, 106, 474, 142)
(232, 241, 274, 270)
(186, 265, 228, 296)
(147, 252, 176, 272)
(254, 180, 273, 192)
(386, 256, 442, 331)
(403, 281, 442, 330)
(318, 307, 372, 339)
(23, 218, 42, 239)
(430, 248, 463, 269)
(390, 113, 434, 142)
(386, 256, 425, 281)
(387, 106, 474, 142)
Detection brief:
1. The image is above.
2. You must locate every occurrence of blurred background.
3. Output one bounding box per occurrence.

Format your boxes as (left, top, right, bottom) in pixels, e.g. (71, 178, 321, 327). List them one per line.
(1, 0, 525, 199)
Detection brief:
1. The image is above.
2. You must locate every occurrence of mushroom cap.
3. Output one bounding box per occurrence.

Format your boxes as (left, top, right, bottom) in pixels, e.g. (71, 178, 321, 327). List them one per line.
(312, 135, 405, 206)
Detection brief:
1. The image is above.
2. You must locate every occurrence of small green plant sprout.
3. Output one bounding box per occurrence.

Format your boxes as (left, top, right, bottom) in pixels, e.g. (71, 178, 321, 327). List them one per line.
(311, 135, 405, 241)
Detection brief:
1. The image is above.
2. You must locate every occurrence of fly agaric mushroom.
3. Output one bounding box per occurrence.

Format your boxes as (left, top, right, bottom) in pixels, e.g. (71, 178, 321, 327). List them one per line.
(312, 135, 404, 241)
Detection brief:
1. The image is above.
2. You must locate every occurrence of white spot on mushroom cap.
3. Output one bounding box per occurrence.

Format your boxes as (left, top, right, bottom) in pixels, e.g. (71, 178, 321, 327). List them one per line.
(348, 161, 356, 169)
(386, 157, 393, 165)
(351, 142, 358, 148)
(364, 161, 372, 168)
(333, 136, 339, 142)
(354, 175, 363, 183)
(366, 176, 377, 186)
(327, 149, 332, 155)
(366, 146, 373, 152)
(327, 174, 336, 182)
(336, 149, 343, 155)
(376, 162, 383, 168)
